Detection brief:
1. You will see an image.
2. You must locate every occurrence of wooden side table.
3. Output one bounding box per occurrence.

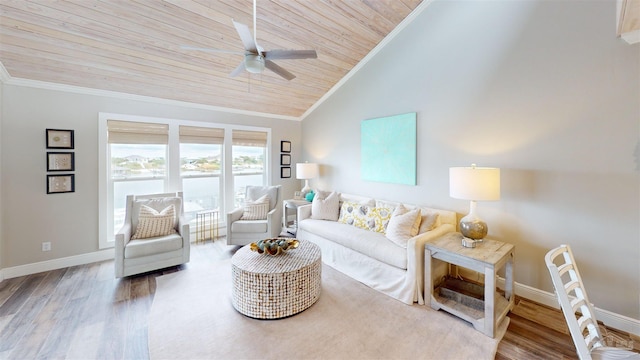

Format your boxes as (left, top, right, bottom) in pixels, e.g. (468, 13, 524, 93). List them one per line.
(424, 232, 515, 338)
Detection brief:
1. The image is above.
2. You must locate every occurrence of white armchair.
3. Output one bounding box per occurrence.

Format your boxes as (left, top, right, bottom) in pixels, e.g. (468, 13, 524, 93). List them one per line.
(226, 185, 282, 246)
(115, 192, 190, 278)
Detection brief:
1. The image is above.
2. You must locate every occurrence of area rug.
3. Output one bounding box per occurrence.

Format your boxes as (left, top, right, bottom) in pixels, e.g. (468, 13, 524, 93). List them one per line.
(148, 260, 508, 360)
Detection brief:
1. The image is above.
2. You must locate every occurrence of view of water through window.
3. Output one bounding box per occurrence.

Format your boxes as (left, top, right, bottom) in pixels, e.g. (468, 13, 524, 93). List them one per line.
(110, 143, 265, 233)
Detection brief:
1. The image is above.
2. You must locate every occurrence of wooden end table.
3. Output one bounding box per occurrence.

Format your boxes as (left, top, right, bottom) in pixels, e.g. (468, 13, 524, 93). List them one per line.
(424, 232, 515, 338)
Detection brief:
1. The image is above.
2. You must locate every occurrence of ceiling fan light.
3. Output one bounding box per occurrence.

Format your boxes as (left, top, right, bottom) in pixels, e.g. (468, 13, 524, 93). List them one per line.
(245, 54, 265, 73)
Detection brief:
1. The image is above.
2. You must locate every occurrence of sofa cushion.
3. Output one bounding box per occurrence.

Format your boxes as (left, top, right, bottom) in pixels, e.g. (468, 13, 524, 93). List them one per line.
(299, 219, 407, 269)
(131, 204, 177, 240)
(125, 233, 183, 258)
(311, 191, 340, 221)
(240, 194, 270, 220)
(385, 204, 421, 248)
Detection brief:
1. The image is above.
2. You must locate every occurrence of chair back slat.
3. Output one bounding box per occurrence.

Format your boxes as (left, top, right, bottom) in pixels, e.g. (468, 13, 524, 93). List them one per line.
(545, 245, 604, 360)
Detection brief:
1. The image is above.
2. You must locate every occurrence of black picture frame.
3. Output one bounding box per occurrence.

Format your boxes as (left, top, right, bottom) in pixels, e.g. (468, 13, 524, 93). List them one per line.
(280, 154, 291, 166)
(281, 167, 291, 178)
(47, 152, 75, 172)
(280, 140, 291, 153)
(47, 174, 75, 194)
(46, 129, 74, 149)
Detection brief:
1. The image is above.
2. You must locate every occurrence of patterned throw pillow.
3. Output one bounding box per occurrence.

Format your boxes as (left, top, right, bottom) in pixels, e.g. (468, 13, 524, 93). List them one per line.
(131, 204, 177, 240)
(338, 201, 392, 233)
(385, 204, 422, 247)
(240, 194, 270, 220)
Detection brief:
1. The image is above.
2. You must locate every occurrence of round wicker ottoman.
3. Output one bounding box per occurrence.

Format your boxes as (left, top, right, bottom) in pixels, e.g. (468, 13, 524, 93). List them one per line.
(231, 239, 322, 319)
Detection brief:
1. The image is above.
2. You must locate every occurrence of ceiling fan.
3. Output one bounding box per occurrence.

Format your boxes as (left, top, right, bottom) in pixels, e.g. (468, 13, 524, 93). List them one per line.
(183, 0, 317, 81)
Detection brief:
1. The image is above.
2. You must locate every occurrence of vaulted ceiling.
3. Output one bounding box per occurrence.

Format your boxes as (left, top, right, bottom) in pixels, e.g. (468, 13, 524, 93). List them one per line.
(1, 1, 638, 120)
(0, 0, 425, 119)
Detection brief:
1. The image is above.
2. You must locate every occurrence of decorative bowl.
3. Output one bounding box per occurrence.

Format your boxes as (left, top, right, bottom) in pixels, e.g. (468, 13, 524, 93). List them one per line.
(250, 238, 299, 256)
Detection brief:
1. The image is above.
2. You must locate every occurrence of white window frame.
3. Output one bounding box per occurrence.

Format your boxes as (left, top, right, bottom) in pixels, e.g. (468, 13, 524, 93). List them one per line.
(98, 113, 271, 249)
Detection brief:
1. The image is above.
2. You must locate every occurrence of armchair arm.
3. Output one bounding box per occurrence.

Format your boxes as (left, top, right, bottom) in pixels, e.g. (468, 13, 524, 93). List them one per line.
(266, 205, 282, 238)
(406, 223, 455, 304)
(115, 222, 132, 278)
(227, 207, 243, 224)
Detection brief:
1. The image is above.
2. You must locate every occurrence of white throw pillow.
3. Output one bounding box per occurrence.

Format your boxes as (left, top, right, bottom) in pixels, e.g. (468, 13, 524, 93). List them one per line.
(131, 204, 177, 240)
(240, 194, 270, 220)
(385, 204, 421, 248)
(419, 209, 440, 234)
(311, 191, 340, 221)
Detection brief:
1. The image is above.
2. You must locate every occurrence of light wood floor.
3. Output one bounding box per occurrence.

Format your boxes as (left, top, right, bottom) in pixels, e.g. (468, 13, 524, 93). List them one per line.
(0, 239, 637, 359)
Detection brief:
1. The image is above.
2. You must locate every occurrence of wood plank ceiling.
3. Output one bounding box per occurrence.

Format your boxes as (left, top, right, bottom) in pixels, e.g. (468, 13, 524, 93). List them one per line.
(0, 0, 423, 119)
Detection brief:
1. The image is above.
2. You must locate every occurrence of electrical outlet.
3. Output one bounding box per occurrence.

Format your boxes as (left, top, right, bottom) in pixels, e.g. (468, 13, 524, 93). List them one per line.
(42, 242, 51, 251)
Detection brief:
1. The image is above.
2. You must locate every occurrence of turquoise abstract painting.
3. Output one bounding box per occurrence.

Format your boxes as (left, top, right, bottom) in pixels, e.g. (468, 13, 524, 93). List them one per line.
(361, 112, 416, 185)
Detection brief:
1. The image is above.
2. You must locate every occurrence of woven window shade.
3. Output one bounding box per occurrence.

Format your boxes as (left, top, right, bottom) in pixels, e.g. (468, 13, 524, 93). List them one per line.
(107, 120, 168, 144)
(232, 130, 267, 147)
(179, 126, 224, 144)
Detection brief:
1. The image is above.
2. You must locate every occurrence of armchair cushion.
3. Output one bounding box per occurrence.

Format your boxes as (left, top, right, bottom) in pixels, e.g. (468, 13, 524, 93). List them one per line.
(131, 204, 177, 239)
(231, 220, 269, 233)
(240, 194, 270, 220)
(125, 233, 184, 258)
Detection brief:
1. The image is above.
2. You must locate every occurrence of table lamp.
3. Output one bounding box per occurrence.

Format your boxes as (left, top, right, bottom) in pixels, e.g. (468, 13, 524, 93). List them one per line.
(296, 162, 318, 196)
(449, 164, 500, 247)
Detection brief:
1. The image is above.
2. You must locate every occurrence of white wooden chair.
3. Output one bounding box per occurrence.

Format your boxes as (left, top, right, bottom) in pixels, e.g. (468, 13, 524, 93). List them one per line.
(545, 245, 639, 360)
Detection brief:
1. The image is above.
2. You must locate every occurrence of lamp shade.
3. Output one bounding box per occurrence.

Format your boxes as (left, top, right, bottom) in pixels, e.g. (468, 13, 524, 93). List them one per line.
(296, 163, 319, 180)
(449, 166, 500, 201)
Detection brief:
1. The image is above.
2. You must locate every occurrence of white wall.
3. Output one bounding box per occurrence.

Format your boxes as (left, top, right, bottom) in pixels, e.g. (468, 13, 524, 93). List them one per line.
(0, 85, 302, 268)
(302, 1, 640, 319)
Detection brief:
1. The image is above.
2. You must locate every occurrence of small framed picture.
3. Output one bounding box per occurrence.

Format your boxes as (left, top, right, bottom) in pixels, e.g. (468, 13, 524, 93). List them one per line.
(294, 191, 302, 200)
(281, 140, 291, 153)
(47, 152, 75, 171)
(46, 129, 74, 149)
(47, 174, 75, 194)
(281, 166, 291, 178)
(280, 154, 291, 166)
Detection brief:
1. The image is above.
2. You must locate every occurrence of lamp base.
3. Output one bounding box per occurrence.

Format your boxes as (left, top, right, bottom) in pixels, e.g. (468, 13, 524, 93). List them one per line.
(461, 237, 483, 248)
(459, 201, 488, 241)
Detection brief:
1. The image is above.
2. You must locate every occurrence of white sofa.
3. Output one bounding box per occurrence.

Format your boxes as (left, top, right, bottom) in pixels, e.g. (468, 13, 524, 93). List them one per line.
(296, 193, 456, 305)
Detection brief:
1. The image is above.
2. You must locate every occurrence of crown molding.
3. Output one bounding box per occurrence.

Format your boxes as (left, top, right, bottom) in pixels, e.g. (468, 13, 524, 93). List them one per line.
(0, 64, 299, 122)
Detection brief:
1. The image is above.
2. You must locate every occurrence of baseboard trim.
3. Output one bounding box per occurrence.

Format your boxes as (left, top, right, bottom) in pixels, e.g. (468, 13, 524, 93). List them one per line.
(1, 249, 115, 279)
(500, 278, 640, 337)
(1, 252, 638, 337)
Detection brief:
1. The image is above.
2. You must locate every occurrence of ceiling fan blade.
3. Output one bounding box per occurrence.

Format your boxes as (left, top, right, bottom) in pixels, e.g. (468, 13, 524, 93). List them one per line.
(264, 49, 317, 60)
(180, 45, 244, 55)
(230, 61, 246, 77)
(232, 20, 258, 53)
(265, 60, 295, 80)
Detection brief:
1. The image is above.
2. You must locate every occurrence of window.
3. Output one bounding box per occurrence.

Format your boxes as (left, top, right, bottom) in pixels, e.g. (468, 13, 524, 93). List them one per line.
(179, 126, 224, 222)
(232, 130, 268, 208)
(99, 114, 271, 249)
(107, 120, 168, 237)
